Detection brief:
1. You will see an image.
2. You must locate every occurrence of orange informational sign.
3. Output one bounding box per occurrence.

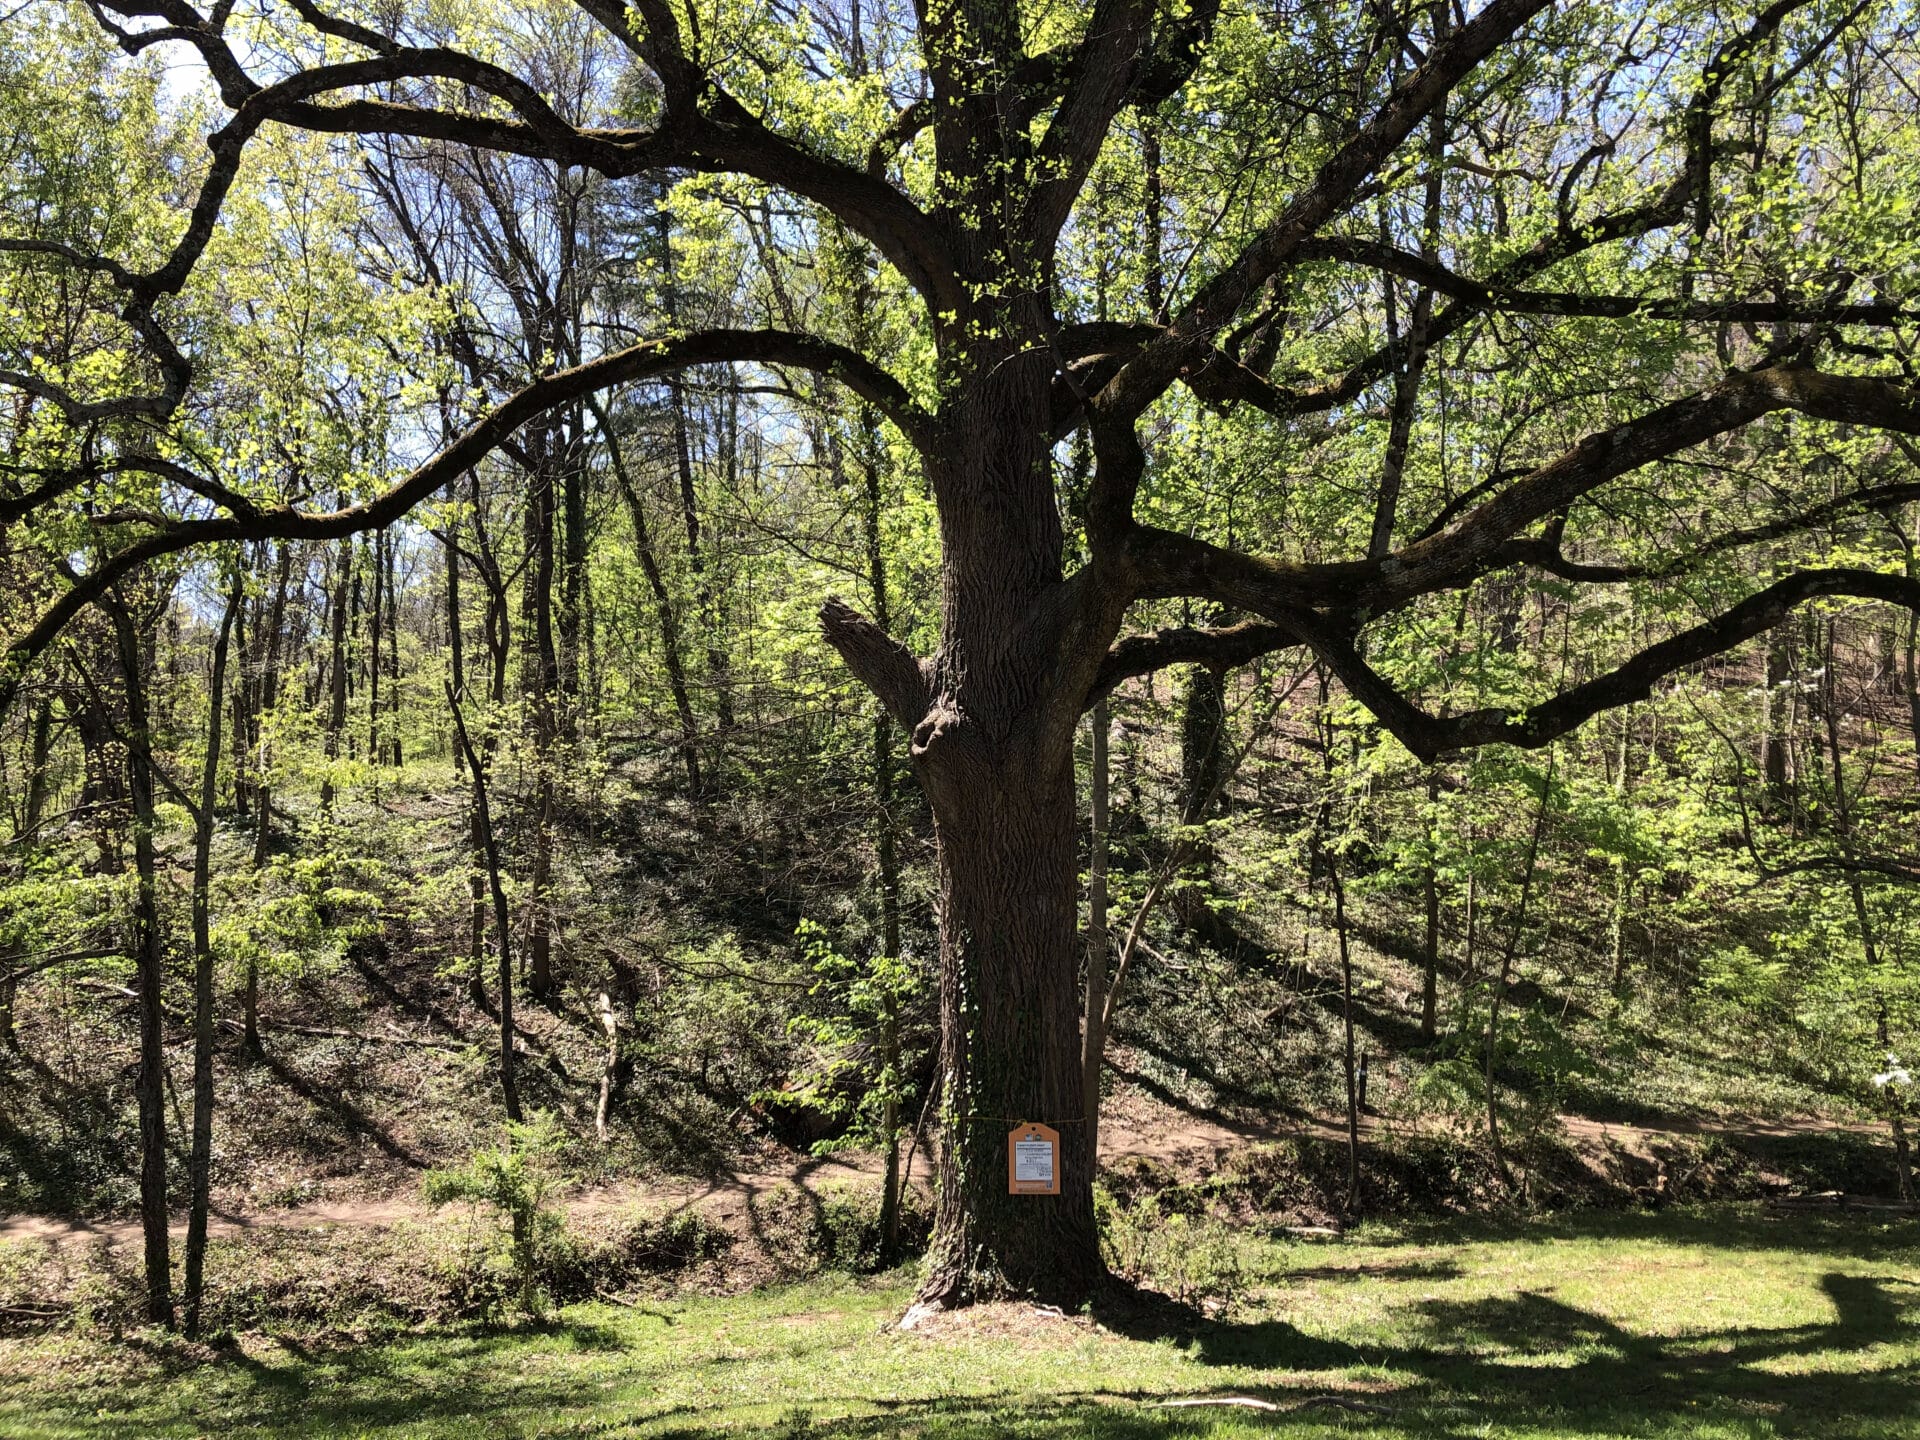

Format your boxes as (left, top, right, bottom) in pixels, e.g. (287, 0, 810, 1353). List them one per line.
(1007, 1122, 1060, 1195)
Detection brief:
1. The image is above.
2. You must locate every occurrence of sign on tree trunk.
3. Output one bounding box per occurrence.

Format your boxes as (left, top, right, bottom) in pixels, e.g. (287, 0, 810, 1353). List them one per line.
(1007, 1123, 1060, 1196)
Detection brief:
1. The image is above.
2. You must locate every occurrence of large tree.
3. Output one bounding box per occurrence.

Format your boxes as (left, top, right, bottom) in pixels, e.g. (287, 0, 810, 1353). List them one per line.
(4, 0, 1920, 1308)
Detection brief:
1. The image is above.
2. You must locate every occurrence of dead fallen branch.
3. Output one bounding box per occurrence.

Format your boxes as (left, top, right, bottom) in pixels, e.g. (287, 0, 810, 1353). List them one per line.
(1160, 1394, 1389, 1416)
(262, 1022, 469, 1053)
(1766, 1192, 1920, 1213)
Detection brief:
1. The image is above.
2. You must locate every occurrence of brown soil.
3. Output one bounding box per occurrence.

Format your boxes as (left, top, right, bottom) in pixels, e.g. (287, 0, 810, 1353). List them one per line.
(0, 1096, 1882, 1252)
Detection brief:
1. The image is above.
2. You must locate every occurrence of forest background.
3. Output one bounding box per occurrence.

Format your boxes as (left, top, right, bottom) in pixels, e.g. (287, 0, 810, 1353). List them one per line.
(0, 0, 1917, 1345)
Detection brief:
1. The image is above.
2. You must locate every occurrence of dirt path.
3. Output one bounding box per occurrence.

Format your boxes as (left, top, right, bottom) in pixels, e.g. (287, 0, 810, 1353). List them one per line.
(0, 1150, 907, 1251)
(0, 1102, 1877, 1251)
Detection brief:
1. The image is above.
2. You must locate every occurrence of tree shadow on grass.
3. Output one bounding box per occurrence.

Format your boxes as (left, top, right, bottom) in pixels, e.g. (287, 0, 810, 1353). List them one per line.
(82, 1317, 635, 1437)
(17, 1223, 1917, 1439)
(1089, 1262, 1918, 1440)
(651, 1398, 1228, 1439)
(26, 1276, 1917, 1440)
(1381, 1204, 1920, 1262)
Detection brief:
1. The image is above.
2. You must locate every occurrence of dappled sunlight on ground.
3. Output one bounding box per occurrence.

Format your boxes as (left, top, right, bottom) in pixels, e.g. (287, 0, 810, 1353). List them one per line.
(1, 1207, 1915, 1438)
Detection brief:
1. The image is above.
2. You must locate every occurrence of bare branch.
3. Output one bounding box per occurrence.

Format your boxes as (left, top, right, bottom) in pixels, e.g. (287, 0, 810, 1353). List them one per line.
(819, 596, 930, 729)
(1096, 0, 1555, 421)
(1088, 620, 1296, 708)
(1311, 569, 1920, 762)
(0, 328, 932, 716)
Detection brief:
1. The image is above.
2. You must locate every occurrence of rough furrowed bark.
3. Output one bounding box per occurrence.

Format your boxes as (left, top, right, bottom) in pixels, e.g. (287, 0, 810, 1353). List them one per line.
(887, 367, 1113, 1308)
(915, 746, 1102, 1307)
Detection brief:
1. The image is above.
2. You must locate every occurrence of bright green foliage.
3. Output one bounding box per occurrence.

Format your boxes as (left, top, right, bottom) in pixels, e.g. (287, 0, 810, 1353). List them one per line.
(3, 1209, 1917, 1437)
(778, 918, 925, 1154)
(423, 1112, 571, 1319)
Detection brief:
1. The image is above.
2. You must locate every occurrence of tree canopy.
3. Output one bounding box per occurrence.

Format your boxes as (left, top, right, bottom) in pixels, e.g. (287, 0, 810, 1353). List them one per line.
(4, 0, 1920, 1312)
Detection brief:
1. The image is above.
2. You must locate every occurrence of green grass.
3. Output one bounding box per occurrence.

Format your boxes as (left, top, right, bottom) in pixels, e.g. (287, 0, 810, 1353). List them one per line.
(2, 1208, 1916, 1438)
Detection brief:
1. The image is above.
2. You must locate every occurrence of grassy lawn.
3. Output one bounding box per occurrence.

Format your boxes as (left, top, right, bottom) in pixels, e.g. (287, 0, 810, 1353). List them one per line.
(1, 1207, 1915, 1438)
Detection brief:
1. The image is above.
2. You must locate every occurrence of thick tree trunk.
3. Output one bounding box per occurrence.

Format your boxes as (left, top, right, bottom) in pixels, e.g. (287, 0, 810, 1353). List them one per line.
(915, 754, 1099, 1307)
(818, 272, 1116, 1305)
(902, 352, 1108, 1305)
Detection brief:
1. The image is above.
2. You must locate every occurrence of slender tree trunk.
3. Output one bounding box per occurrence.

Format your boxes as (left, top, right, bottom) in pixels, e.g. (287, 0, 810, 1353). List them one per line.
(1141, 114, 1163, 320)
(1420, 766, 1440, 1043)
(467, 798, 491, 1010)
(367, 532, 384, 769)
(238, 940, 262, 1060)
(560, 418, 588, 713)
(448, 683, 522, 1121)
(1814, 624, 1909, 1197)
(521, 430, 560, 1002)
(526, 773, 555, 999)
(345, 545, 363, 762)
(23, 695, 54, 835)
(1876, 1003, 1913, 1200)
(468, 473, 511, 710)
(444, 504, 466, 772)
(1080, 700, 1111, 1158)
(184, 584, 238, 1339)
(1487, 748, 1553, 1192)
(239, 545, 292, 1050)
(1905, 608, 1920, 786)
(251, 544, 292, 868)
(384, 527, 402, 766)
(320, 538, 351, 814)
(1902, 509, 1920, 783)
(1313, 671, 1362, 1211)
(1820, 624, 1880, 969)
(1608, 708, 1634, 996)
(1331, 856, 1361, 1213)
(594, 989, 625, 1141)
(1368, 66, 1444, 558)
(1172, 661, 1226, 934)
(230, 565, 254, 816)
(670, 379, 735, 734)
(860, 414, 906, 1262)
(593, 396, 702, 797)
(1763, 625, 1791, 804)
(108, 592, 172, 1327)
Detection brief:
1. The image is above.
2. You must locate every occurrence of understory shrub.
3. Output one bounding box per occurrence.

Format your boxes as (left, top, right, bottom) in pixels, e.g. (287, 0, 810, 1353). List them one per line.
(1096, 1186, 1246, 1307)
